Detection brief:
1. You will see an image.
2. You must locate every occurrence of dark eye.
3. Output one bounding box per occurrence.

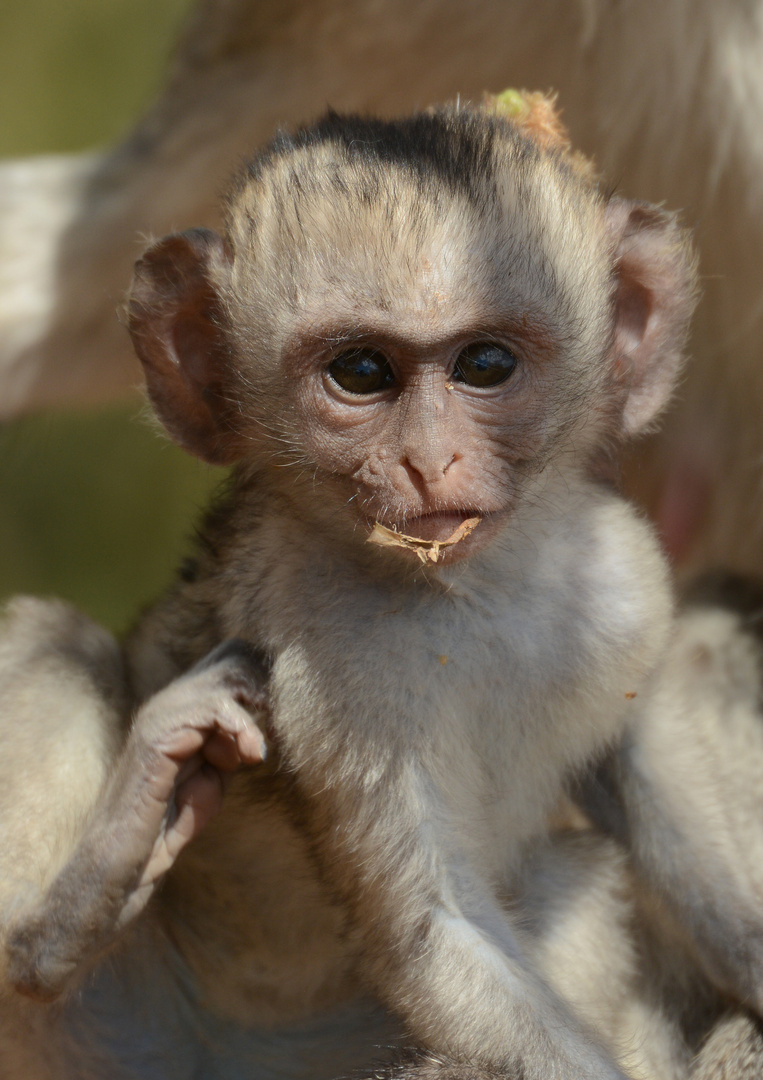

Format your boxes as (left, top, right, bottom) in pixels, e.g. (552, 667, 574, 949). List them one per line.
(327, 348, 395, 395)
(453, 343, 517, 388)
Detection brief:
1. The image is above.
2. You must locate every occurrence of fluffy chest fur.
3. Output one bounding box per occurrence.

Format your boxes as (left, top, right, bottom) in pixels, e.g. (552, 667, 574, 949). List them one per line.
(211, 480, 670, 879)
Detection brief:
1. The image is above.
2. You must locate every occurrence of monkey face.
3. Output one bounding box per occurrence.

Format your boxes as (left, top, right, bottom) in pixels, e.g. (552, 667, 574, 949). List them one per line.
(127, 109, 696, 568)
(279, 310, 571, 562)
(290, 333, 530, 561)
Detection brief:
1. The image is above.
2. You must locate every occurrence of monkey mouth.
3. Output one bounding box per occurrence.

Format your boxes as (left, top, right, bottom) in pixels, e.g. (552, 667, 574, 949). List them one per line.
(393, 511, 483, 543)
(367, 513, 482, 563)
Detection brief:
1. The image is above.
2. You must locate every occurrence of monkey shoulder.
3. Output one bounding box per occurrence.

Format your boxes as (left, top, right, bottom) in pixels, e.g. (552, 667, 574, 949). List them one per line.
(563, 488, 672, 667)
(538, 489, 674, 732)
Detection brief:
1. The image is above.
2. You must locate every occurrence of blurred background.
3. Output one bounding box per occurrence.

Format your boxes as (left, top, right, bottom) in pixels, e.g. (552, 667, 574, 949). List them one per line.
(0, 0, 221, 633)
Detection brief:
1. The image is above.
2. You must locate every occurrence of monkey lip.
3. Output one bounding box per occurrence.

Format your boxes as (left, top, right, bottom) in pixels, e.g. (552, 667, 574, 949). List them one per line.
(379, 511, 484, 543)
(404, 511, 483, 543)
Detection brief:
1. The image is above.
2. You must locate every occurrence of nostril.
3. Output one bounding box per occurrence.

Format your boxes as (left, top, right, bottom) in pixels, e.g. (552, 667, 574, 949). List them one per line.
(401, 457, 427, 496)
(401, 453, 459, 491)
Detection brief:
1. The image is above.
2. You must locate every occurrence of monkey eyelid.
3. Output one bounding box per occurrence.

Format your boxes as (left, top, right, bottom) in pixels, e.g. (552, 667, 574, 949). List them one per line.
(320, 355, 399, 404)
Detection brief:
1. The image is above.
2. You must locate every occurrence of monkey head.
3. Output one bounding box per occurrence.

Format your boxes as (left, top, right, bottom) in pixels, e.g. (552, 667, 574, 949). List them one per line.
(128, 108, 696, 567)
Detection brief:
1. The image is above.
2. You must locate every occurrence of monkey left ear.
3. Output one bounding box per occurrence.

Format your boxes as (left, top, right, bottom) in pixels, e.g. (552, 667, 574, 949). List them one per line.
(128, 228, 242, 465)
(605, 199, 697, 436)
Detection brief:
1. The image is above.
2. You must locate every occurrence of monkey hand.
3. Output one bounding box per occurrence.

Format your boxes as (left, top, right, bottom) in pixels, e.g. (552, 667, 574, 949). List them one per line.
(5, 640, 269, 1002)
(109, 639, 270, 911)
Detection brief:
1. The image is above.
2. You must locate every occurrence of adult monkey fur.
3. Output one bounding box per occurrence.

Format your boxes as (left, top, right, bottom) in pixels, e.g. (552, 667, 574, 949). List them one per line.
(1, 0, 763, 579)
(2, 101, 763, 1080)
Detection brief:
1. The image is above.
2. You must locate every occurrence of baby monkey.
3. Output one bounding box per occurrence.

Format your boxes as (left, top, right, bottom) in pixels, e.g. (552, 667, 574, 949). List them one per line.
(2, 100, 763, 1080)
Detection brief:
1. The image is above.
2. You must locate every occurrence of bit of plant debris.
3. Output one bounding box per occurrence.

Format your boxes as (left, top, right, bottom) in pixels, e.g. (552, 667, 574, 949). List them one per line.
(367, 517, 482, 564)
(482, 88, 598, 183)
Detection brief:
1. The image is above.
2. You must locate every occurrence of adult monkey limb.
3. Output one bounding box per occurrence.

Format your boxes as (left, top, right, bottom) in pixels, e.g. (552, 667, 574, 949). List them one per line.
(1, 0, 762, 578)
(577, 573, 763, 1017)
(0, 101, 738, 1080)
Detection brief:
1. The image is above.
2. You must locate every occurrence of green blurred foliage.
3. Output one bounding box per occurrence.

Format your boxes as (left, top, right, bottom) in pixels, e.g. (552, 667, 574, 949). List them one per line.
(0, 408, 220, 632)
(0, 0, 190, 155)
(0, 0, 224, 635)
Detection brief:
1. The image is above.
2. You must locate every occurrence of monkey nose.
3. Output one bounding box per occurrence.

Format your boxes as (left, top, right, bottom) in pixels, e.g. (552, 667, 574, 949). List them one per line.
(400, 452, 459, 492)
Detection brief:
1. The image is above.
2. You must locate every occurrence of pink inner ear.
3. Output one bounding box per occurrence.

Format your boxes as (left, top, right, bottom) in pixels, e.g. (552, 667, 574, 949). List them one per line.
(171, 308, 223, 394)
(128, 228, 243, 466)
(615, 278, 652, 359)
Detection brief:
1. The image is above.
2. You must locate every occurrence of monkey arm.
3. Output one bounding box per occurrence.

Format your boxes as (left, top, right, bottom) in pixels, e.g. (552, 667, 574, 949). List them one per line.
(575, 598, 763, 1015)
(578, 733, 763, 1014)
(4, 640, 269, 1003)
(374, 901, 628, 1080)
(318, 780, 631, 1080)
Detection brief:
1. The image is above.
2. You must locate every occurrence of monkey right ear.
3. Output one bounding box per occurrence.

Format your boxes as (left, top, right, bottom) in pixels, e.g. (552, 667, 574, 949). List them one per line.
(128, 228, 243, 465)
(605, 199, 698, 437)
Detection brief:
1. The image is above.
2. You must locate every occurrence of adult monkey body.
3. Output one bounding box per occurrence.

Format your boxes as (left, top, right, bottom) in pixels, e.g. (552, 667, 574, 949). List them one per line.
(1, 104, 763, 1079)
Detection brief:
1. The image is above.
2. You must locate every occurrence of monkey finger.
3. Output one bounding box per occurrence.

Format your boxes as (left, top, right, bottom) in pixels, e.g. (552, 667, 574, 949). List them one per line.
(203, 729, 246, 771)
(202, 730, 241, 771)
(210, 709, 268, 766)
(97, 761, 227, 930)
(115, 767, 227, 930)
(236, 722, 268, 764)
(110, 743, 204, 832)
(171, 763, 226, 848)
(156, 711, 266, 773)
(142, 698, 267, 765)
(129, 765, 225, 902)
(152, 723, 209, 763)
(171, 749, 206, 791)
